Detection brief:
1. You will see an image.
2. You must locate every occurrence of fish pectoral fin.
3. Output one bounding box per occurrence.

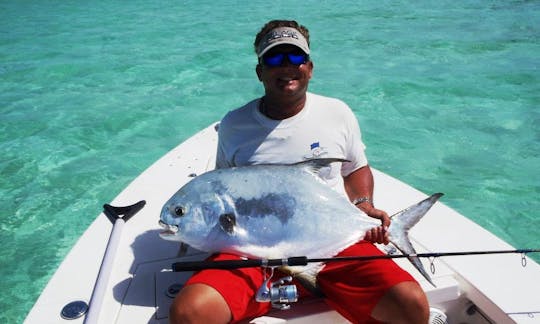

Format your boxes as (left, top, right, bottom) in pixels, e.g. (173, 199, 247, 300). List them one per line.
(219, 213, 236, 234)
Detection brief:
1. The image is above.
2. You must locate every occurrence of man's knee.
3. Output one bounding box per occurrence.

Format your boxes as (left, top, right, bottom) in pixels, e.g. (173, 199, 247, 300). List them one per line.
(372, 281, 429, 324)
(396, 282, 429, 318)
(408, 286, 430, 317)
(169, 283, 231, 324)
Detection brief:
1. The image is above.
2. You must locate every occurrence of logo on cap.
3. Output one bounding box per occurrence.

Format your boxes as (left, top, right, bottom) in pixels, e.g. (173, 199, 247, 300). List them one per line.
(257, 27, 310, 57)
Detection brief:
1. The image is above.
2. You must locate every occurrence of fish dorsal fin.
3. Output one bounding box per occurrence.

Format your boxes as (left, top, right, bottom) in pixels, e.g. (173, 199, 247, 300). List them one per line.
(293, 158, 350, 176)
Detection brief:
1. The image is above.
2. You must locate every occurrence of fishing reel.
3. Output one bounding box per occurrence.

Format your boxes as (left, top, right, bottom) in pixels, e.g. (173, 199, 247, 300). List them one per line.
(255, 267, 298, 310)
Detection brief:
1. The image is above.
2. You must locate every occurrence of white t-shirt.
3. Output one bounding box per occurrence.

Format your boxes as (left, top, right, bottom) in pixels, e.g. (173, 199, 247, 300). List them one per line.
(216, 92, 368, 195)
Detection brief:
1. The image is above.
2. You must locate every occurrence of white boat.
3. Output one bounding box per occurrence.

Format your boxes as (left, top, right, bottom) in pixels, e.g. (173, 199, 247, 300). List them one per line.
(25, 123, 540, 324)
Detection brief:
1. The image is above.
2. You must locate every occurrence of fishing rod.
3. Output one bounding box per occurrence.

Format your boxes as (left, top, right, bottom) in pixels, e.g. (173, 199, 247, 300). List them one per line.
(172, 248, 540, 272)
(172, 248, 540, 310)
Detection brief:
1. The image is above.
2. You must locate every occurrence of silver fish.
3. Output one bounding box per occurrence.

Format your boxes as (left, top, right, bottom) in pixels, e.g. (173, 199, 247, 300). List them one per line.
(159, 158, 442, 286)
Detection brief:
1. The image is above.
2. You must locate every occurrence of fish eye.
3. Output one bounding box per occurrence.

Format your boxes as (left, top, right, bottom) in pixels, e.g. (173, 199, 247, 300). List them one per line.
(174, 206, 186, 217)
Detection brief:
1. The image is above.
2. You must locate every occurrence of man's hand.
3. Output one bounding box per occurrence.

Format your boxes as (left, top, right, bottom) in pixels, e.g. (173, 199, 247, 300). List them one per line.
(343, 165, 390, 244)
(359, 204, 391, 245)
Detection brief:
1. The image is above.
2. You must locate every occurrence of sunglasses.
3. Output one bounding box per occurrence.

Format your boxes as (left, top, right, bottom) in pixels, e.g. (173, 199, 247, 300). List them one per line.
(261, 52, 309, 67)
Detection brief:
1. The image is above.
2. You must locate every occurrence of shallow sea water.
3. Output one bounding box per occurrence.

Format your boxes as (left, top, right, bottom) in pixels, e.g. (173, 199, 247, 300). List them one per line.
(1, 1, 539, 322)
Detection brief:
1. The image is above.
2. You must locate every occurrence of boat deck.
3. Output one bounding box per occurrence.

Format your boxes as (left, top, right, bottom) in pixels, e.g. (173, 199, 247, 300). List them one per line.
(25, 123, 540, 324)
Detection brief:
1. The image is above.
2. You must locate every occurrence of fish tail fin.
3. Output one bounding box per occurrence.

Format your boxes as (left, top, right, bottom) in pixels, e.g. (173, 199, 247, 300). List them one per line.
(387, 193, 443, 286)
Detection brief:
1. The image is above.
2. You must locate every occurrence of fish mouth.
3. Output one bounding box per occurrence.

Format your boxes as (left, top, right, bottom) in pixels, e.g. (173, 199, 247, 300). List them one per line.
(159, 220, 179, 238)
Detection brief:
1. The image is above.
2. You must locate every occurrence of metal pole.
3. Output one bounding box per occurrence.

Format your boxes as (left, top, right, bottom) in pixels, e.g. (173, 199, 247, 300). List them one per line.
(83, 217, 125, 324)
(82, 200, 145, 323)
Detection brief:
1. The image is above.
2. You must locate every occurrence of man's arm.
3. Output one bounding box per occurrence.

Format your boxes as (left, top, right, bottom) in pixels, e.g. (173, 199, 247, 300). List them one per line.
(343, 165, 390, 244)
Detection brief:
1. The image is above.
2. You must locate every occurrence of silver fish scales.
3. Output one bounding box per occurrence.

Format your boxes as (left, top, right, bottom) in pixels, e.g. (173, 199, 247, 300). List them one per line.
(159, 158, 442, 285)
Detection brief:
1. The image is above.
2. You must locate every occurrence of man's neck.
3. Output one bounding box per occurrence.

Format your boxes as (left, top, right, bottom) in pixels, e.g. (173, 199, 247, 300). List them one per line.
(261, 94, 307, 120)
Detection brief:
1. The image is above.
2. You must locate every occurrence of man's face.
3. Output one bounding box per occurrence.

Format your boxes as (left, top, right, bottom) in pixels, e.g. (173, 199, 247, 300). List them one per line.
(256, 45, 313, 99)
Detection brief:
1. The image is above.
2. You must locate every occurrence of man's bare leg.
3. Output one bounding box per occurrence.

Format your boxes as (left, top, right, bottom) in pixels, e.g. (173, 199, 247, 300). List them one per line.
(169, 283, 232, 324)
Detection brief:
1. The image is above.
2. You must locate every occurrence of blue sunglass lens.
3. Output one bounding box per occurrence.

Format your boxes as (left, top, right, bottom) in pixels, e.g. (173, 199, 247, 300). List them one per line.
(287, 53, 307, 65)
(263, 53, 285, 67)
(263, 53, 308, 67)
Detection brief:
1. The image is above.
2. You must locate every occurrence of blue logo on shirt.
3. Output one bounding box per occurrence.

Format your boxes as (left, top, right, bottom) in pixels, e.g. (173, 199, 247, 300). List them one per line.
(305, 142, 328, 159)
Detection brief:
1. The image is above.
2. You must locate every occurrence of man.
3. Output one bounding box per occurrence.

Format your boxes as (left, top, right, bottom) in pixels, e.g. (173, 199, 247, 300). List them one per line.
(170, 20, 429, 324)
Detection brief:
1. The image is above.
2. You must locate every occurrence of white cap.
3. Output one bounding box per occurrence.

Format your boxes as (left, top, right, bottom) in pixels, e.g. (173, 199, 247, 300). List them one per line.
(256, 27, 310, 57)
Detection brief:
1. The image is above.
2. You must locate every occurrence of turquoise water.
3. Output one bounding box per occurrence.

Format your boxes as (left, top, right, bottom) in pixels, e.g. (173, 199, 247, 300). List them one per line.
(1, 1, 539, 322)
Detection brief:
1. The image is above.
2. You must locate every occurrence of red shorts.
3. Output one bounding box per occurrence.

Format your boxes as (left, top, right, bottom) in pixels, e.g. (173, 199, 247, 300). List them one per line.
(185, 241, 416, 323)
